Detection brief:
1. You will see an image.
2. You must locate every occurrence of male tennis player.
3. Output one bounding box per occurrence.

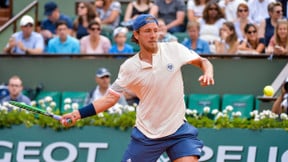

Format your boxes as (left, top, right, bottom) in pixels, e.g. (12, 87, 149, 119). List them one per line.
(61, 14, 214, 162)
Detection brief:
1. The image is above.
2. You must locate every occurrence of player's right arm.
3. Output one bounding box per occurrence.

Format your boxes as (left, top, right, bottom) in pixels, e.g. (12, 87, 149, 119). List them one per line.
(61, 89, 120, 127)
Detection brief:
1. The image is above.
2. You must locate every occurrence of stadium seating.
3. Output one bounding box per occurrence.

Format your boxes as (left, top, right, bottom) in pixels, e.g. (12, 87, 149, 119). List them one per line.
(187, 94, 220, 115)
(60, 91, 88, 114)
(221, 94, 255, 118)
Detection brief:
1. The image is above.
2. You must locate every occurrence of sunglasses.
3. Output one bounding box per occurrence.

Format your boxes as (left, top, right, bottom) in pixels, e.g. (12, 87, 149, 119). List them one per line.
(247, 30, 257, 34)
(100, 76, 110, 79)
(90, 27, 100, 31)
(238, 9, 248, 13)
(275, 10, 283, 14)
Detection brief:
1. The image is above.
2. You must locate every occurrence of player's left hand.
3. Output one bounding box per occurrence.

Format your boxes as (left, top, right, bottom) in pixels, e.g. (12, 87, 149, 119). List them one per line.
(198, 74, 214, 86)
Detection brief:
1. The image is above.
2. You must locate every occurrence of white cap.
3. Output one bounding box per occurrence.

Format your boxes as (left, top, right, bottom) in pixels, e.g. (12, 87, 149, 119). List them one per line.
(20, 15, 34, 26)
(113, 27, 128, 37)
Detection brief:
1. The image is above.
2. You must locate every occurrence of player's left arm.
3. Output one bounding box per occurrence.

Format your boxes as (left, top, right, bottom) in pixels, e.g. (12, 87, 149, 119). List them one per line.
(189, 57, 215, 86)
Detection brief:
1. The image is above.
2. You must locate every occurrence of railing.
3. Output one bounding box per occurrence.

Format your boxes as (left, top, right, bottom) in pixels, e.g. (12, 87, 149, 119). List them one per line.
(0, 0, 38, 34)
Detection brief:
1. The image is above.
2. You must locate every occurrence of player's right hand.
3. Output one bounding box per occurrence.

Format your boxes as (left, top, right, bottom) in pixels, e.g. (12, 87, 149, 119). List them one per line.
(61, 110, 80, 127)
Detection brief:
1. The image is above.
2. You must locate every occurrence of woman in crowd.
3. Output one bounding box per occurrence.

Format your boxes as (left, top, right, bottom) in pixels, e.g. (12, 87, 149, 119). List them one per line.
(73, 2, 101, 39)
(198, 1, 226, 53)
(187, 0, 210, 21)
(80, 20, 111, 54)
(238, 23, 265, 54)
(215, 21, 239, 54)
(234, 3, 254, 41)
(95, 0, 121, 34)
(266, 19, 288, 55)
(122, 0, 156, 29)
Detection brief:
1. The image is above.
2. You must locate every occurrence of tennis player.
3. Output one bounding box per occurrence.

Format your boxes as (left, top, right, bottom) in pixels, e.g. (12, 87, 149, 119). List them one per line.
(61, 14, 214, 162)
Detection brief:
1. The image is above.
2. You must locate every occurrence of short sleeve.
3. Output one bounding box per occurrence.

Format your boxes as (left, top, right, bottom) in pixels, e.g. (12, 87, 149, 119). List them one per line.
(187, 0, 195, 10)
(169, 42, 200, 65)
(111, 1, 122, 13)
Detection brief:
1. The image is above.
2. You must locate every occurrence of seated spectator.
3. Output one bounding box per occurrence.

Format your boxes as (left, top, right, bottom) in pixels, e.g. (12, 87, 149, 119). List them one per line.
(272, 77, 288, 114)
(46, 21, 80, 54)
(215, 21, 239, 54)
(121, 0, 157, 30)
(278, 0, 288, 18)
(151, 0, 186, 33)
(80, 20, 111, 54)
(238, 23, 265, 54)
(3, 15, 44, 55)
(157, 18, 178, 42)
(95, 0, 121, 34)
(40, 1, 73, 41)
(234, 3, 254, 41)
(218, 0, 246, 22)
(248, 0, 275, 26)
(0, 75, 31, 106)
(182, 20, 211, 54)
(198, 1, 226, 53)
(73, 1, 101, 39)
(266, 19, 288, 55)
(259, 1, 284, 46)
(187, 0, 210, 21)
(108, 27, 134, 54)
(85, 67, 127, 107)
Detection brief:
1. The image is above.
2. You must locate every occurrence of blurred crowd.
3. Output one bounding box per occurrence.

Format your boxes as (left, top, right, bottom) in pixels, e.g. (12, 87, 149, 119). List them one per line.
(2, 0, 288, 55)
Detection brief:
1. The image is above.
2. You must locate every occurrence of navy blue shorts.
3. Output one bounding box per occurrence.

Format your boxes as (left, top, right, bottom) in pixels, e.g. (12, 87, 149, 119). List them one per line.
(121, 122, 204, 162)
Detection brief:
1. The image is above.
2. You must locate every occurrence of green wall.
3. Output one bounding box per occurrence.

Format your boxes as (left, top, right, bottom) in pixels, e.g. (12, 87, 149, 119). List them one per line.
(0, 56, 286, 96)
(1, 125, 287, 162)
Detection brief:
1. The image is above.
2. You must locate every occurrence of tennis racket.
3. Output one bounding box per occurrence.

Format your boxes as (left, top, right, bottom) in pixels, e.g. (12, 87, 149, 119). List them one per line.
(9, 101, 64, 121)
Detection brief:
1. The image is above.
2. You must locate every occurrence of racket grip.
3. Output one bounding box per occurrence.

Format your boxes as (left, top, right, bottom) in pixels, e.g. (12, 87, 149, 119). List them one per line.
(53, 115, 71, 123)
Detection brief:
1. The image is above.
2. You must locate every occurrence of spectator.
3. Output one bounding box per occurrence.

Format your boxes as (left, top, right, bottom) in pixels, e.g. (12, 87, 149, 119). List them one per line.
(151, 0, 186, 33)
(46, 21, 80, 54)
(40, 1, 73, 41)
(80, 20, 111, 54)
(157, 18, 178, 42)
(266, 19, 288, 55)
(3, 15, 44, 55)
(85, 67, 127, 107)
(95, 0, 121, 34)
(238, 23, 265, 54)
(272, 77, 288, 114)
(234, 3, 254, 41)
(215, 21, 239, 54)
(187, 0, 210, 21)
(218, 0, 246, 22)
(108, 27, 134, 54)
(121, 0, 157, 30)
(259, 1, 284, 46)
(73, 1, 101, 39)
(182, 20, 211, 54)
(0, 75, 31, 106)
(248, 0, 276, 26)
(277, 0, 288, 17)
(198, 1, 226, 53)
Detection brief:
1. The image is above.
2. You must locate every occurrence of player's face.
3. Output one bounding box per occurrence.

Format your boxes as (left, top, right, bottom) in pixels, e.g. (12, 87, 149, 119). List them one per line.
(136, 23, 159, 52)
